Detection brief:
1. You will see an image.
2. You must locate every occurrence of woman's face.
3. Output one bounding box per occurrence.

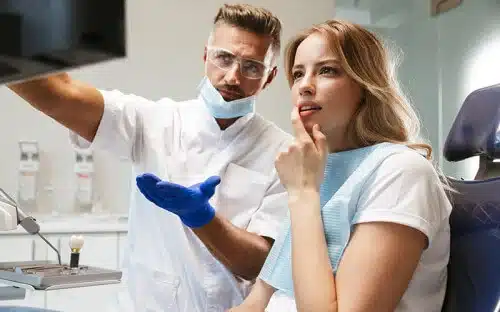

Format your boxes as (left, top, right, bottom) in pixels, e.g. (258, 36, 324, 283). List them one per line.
(291, 33, 363, 148)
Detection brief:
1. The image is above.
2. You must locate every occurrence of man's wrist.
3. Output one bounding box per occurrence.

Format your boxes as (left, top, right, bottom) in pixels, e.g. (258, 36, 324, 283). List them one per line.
(180, 203, 216, 228)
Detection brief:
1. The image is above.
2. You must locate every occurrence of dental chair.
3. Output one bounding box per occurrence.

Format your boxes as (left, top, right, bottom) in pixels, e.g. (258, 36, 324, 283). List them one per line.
(441, 83, 500, 312)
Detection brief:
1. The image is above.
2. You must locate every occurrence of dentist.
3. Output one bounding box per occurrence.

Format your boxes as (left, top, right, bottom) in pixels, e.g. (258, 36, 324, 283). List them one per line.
(7, 4, 292, 311)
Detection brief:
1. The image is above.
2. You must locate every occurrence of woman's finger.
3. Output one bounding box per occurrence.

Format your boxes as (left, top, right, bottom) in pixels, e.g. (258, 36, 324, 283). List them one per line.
(291, 107, 312, 143)
(312, 124, 328, 156)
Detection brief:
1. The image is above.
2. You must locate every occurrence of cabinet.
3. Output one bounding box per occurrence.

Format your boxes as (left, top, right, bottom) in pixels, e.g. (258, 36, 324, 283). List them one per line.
(0, 236, 45, 261)
(0, 218, 128, 311)
(45, 233, 119, 269)
(117, 232, 128, 269)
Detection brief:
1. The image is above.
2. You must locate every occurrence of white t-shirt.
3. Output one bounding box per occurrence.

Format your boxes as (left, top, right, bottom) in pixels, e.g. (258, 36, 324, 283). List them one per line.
(70, 90, 293, 312)
(266, 149, 452, 312)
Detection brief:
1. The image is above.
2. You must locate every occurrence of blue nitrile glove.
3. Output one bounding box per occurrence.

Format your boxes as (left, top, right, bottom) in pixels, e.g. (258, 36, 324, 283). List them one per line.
(136, 173, 221, 228)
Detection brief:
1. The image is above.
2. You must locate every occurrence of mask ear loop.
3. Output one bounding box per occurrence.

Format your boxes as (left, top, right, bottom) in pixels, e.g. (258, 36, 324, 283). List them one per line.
(204, 32, 212, 77)
(204, 44, 210, 77)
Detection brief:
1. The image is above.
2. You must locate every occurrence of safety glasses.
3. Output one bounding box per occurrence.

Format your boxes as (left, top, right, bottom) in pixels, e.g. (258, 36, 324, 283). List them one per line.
(206, 46, 271, 80)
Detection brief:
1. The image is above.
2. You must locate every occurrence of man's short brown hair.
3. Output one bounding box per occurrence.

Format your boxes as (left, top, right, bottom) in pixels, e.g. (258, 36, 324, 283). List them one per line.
(213, 3, 282, 57)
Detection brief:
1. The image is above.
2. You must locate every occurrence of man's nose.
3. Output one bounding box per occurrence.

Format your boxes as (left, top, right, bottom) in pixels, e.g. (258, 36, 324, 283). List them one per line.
(224, 62, 241, 85)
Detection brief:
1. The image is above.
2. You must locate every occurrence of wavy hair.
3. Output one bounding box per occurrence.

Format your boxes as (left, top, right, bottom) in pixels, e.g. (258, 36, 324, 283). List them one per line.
(285, 19, 432, 159)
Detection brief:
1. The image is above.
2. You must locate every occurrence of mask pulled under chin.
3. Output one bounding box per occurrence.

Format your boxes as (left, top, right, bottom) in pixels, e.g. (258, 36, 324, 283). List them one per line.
(198, 76, 256, 119)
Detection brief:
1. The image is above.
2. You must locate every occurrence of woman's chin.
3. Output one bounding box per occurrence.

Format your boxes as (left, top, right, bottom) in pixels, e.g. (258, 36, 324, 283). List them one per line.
(302, 120, 317, 134)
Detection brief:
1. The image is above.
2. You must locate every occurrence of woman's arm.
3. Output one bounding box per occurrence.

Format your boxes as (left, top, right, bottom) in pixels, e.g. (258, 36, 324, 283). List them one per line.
(290, 150, 445, 312)
(333, 221, 426, 311)
(228, 278, 276, 311)
(289, 190, 426, 312)
(289, 190, 337, 312)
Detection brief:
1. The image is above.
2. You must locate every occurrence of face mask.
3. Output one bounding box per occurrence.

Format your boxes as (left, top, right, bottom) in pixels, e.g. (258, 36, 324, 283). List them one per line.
(198, 76, 256, 119)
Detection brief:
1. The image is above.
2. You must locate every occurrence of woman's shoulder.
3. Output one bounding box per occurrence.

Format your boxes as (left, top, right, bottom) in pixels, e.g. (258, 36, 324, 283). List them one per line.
(354, 144, 452, 245)
(376, 144, 440, 180)
(358, 143, 452, 218)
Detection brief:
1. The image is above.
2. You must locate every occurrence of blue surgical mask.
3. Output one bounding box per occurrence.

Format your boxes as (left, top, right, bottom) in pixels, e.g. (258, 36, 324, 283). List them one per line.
(198, 76, 256, 118)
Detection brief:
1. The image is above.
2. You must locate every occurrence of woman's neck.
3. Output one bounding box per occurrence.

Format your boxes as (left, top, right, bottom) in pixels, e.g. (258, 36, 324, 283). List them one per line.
(326, 130, 357, 153)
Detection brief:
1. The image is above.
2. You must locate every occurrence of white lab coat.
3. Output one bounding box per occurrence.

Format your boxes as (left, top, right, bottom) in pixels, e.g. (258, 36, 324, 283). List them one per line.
(70, 90, 292, 312)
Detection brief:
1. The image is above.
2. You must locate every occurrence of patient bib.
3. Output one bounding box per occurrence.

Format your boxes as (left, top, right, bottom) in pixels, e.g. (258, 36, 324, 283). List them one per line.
(259, 142, 409, 297)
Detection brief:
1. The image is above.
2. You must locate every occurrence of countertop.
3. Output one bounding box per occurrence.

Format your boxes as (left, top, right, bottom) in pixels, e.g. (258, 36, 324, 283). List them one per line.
(0, 214, 129, 235)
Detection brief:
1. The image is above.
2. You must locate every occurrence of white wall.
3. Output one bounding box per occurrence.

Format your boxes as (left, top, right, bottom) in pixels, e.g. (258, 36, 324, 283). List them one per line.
(0, 0, 336, 216)
(436, 0, 500, 178)
(336, 0, 500, 179)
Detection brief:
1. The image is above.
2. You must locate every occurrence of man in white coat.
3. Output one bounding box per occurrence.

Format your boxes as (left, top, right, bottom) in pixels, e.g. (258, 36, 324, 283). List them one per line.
(7, 3, 292, 312)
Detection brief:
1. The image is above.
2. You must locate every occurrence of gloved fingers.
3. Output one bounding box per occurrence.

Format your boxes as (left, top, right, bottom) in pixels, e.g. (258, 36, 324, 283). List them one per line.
(136, 173, 162, 194)
(156, 180, 192, 198)
(137, 173, 162, 183)
(137, 181, 158, 203)
(199, 176, 221, 198)
(136, 174, 164, 205)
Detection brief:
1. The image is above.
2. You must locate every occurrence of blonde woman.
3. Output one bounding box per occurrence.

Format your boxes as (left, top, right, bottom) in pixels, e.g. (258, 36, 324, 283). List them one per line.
(229, 20, 452, 312)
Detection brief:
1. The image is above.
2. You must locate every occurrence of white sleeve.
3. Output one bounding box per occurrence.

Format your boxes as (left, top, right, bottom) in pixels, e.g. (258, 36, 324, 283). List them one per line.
(246, 170, 289, 240)
(352, 150, 452, 245)
(69, 89, 158, 162)
(246, 137, 292, 240)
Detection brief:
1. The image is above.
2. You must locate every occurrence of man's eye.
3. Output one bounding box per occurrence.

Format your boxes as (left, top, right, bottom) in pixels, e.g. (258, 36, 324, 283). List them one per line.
(292, 71, 303, 80)
(214, 52, 233, 62)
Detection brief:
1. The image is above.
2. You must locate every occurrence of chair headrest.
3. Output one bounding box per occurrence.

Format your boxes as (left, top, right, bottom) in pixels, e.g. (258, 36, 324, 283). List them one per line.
(443, 84, 500, 162)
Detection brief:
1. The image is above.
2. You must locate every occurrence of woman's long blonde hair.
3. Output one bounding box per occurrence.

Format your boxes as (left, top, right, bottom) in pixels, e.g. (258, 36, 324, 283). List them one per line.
(285, 19, 433, 159)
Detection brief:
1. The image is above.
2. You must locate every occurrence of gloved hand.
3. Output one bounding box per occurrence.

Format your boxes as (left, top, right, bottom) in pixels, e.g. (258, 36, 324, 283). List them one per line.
(136, 173, 221, 228)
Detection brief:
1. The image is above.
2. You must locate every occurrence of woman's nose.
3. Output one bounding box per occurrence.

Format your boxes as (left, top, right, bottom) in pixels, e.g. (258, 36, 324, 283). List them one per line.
(298, 75, 315, 96)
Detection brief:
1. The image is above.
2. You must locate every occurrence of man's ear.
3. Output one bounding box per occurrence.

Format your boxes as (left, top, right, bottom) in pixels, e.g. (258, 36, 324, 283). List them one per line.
(203, 46, 207, 62)
(262, 67, 278, 90)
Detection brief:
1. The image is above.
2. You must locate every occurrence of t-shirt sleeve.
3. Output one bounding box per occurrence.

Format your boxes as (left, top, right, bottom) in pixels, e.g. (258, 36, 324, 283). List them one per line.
(69, 89, 161, 162)
(352, 150, 452, 246)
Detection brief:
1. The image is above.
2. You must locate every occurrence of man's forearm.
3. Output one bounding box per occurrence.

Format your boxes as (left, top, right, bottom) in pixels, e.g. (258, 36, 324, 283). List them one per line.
(193, 213, 273, 280)
(8, 73, 104, 142)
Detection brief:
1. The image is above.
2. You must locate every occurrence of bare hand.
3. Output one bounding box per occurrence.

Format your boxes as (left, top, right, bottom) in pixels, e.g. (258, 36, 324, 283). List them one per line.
(275, 107, 328, 195)
(227, 304, 265, 312)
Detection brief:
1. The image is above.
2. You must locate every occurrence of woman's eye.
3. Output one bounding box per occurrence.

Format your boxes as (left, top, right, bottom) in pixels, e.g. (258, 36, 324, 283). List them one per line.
(320, 66, 339, 75)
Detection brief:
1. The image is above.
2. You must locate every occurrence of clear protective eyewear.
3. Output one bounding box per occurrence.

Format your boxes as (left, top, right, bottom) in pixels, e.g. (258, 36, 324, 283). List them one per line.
(206, 46, 272, 80)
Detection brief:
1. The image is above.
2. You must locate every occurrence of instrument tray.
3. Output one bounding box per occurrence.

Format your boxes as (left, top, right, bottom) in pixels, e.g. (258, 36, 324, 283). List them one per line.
(0, 260, 122, 290)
